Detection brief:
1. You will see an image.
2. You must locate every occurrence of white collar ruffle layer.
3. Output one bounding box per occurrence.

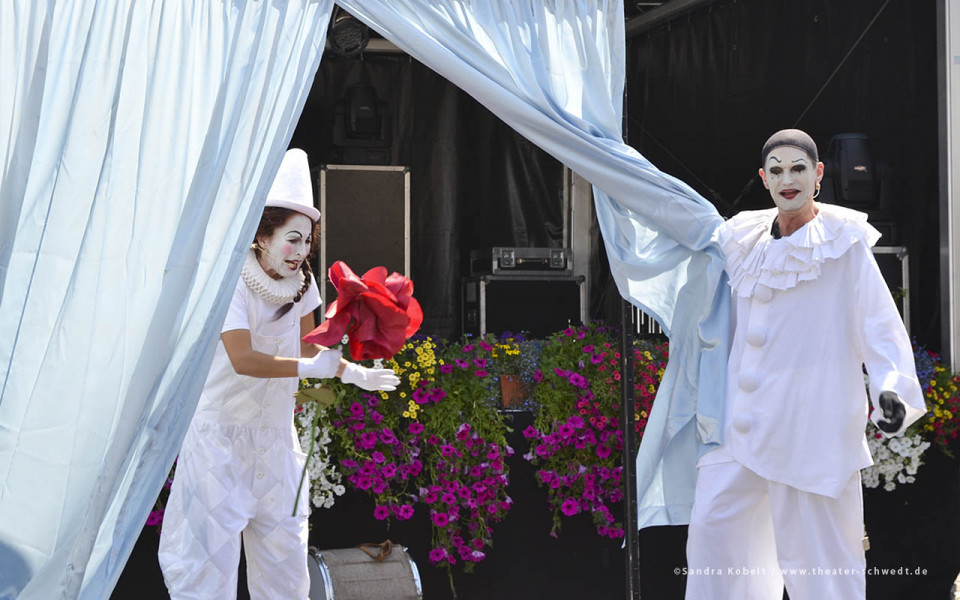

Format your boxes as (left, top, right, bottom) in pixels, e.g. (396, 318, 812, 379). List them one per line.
(240, 248, 304, 305)
(718, 203, 880, 299)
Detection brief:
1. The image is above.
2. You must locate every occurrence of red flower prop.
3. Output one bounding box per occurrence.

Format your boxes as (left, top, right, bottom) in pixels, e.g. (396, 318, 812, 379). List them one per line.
(303, 261, 423, 360)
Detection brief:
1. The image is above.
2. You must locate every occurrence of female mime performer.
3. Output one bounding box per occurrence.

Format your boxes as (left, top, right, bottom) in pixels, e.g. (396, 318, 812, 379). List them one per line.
(158, 149, 399, 599)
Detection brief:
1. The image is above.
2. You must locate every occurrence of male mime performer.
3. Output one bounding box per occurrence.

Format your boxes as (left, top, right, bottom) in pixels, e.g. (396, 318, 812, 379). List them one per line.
(684, 129, 926, 599)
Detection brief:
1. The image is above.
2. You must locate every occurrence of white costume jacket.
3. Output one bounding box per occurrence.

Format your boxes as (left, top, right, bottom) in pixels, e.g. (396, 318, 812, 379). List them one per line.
(711, 204, 925, 497)
(158, 254, 321, 597)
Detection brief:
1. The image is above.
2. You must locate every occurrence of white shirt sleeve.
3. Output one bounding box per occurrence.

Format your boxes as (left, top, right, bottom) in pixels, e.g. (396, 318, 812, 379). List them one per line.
(852, 241, 926, 435)
(222, 277, 251, 334)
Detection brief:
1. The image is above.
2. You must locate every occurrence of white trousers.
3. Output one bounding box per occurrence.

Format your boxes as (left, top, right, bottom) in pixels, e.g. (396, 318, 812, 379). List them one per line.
(685, 459, 866, 600)
(158, 480, 310, 600)
(158, 422, 311, 600)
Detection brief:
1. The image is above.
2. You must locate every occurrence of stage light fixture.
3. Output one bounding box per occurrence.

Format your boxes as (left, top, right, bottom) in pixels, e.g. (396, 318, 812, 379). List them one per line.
(823, 133, 878, 210)
(332, 70, 393, 165)
(328, 9, 369, 57)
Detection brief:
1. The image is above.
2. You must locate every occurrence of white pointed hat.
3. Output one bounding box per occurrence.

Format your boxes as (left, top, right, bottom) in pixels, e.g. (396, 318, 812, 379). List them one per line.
(265, 148, 320, 221)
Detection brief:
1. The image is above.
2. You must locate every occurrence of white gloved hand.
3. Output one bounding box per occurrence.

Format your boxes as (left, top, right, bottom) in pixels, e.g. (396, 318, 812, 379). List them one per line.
(297, 347, 343, 379)
(340, 362, 400, 391)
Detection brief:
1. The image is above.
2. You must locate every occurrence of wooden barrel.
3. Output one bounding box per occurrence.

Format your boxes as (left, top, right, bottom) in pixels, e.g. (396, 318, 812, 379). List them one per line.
(308, 543, 422, 600)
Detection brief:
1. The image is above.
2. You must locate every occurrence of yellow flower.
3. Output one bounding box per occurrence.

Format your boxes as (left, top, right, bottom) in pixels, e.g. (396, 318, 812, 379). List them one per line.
(403, 411, 410, 418)
(400, 392, 407, 398)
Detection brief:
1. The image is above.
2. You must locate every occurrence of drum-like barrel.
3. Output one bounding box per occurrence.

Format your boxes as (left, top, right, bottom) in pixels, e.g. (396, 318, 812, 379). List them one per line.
(308, 544, 423, 600)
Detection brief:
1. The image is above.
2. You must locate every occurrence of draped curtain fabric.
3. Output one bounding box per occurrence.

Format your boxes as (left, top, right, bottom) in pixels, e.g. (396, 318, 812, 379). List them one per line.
(335, 0, 730, 528)
(0, 1, 332, 598)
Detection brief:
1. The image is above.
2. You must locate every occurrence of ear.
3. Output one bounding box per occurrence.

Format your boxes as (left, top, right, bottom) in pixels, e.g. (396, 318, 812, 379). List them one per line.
(816, 161, 825, 183)
(758, 167, 769, 189)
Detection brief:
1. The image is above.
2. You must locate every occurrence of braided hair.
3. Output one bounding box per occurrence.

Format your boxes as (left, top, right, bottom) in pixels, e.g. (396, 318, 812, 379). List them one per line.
(253, 206, 320, 320)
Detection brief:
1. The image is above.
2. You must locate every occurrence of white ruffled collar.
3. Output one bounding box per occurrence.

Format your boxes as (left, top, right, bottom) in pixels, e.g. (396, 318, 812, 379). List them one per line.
(240, 248, 304, 305)
(717, 203, 880, 298)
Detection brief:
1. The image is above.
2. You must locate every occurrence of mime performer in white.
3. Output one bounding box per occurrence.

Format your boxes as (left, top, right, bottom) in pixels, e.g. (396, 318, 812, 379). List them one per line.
(684, 129, 926, 600)
(158, 149, 400, 599)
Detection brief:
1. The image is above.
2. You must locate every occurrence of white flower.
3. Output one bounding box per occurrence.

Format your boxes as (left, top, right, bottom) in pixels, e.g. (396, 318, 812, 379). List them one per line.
(861, 423, 929, 492)
(296, 403, 345, 509)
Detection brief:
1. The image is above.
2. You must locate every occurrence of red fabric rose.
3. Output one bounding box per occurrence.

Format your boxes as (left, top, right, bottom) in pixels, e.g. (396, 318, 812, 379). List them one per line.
(302, 261, 423, 360)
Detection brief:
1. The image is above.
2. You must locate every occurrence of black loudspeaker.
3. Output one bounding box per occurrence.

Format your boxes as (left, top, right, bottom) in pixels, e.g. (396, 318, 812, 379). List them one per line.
(462, 275, 584, 338)
(317, 165, 410, 306)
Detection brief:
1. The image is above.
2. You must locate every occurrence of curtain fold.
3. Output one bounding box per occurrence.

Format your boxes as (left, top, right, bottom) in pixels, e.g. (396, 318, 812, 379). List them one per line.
(335, 0, 730, 528)
(0, 1, 333, 598)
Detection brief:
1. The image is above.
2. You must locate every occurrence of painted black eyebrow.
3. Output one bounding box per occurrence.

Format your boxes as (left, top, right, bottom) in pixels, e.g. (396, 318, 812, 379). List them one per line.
(768, 156, 782, 164)
(791, 158, 808, 164)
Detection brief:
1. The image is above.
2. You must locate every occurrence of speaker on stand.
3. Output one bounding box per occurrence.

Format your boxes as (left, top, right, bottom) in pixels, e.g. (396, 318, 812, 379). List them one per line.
(315, 165, 411, 309)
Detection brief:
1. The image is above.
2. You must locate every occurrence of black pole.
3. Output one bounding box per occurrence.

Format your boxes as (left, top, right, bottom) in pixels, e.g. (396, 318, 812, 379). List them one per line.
(620, 299, 641, 600)
(620, 43, 641, 600)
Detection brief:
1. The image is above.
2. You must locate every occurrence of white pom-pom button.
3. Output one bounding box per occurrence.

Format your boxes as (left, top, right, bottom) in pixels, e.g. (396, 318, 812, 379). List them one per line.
(753, 285, 774, 304)
(738, 372, 760, 392)
(733, 414, 752, 433)
(746, 328, 766, 347)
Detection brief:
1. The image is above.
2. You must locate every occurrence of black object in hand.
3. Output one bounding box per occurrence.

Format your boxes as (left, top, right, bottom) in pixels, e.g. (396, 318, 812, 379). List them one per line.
(877, 391, 906, 433)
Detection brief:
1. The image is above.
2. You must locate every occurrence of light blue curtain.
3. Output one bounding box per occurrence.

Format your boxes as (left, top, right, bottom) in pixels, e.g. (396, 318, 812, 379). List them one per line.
(337, 0, 730, 527)
(0, 1, 333, 598)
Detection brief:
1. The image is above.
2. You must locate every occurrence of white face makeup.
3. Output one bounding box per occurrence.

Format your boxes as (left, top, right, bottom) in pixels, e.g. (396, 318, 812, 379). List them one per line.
(760, 146, 823, 213)
(256, 214, 313, 279)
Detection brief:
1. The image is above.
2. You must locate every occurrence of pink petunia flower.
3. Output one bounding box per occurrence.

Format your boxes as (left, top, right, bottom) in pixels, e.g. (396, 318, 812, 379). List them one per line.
(560, 498, 580, 516)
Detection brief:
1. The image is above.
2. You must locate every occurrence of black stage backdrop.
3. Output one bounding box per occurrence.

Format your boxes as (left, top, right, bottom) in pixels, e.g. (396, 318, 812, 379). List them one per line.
(290, 55, 566, 340)
(626, 0, 942, 349)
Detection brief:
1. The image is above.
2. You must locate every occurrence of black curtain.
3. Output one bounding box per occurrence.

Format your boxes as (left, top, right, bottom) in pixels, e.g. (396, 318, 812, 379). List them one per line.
(626, 0, 941, 349)
(290, 54, 565, 339)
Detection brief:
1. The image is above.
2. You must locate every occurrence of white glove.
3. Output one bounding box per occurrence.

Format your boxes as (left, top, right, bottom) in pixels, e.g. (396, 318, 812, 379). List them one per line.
(297, 347, 343, 379)
(340, 362, 400, 391)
